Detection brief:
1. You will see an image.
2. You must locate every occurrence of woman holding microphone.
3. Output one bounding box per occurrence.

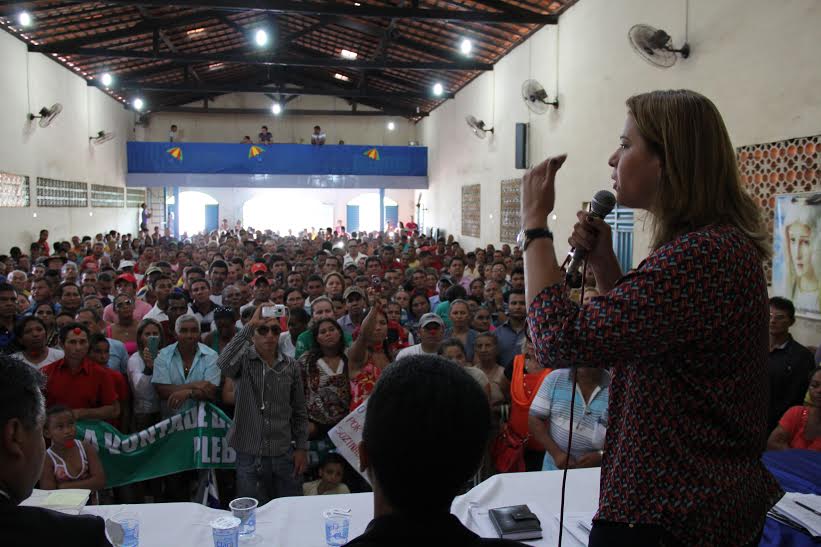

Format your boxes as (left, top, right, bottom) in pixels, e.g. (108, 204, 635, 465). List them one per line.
(521, 90, 781, 546)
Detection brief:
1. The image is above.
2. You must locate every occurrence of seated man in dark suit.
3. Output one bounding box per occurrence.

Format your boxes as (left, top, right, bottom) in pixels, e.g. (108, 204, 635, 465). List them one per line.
(347, 354, 527, 547)
(0, 354, 110, 546)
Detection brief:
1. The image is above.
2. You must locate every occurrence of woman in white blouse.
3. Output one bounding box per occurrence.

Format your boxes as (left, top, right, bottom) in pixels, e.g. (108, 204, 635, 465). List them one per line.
(12, 316, 64, 369)
(127, 318, 164, 431)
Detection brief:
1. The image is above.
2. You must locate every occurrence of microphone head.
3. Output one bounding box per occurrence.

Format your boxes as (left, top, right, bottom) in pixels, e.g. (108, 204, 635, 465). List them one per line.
(590, 190, 617, 218)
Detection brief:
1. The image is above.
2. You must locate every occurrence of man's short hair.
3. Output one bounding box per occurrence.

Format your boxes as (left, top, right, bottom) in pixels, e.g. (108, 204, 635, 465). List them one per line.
(209, 259, 228, 272)
(769, 296, 796, 320)
(150, 273, 173, 288)
(363, 355, 490, 515)
(288, 307, 310, 325)
(186, 266, 206, 278)
(190, 278, 211, 290)
(167, 292, 187, 305)
(58, 322, 90, 344)
(0, 282, 16, 296)
(75, 306, 102, 323)
(0, 354, 45, 430)
(88, 333, 109, 349)
(175, 313, 201, 334)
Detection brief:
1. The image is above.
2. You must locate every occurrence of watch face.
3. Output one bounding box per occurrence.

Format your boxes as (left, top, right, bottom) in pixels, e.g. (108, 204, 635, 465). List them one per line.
(516, 229, 525, 249)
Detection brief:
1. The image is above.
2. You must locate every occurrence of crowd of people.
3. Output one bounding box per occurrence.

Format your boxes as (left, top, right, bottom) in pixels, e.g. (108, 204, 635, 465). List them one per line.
(0, 217, 818, 512)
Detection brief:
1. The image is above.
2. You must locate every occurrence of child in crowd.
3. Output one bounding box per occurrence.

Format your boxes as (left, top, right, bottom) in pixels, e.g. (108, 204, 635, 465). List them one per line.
(39, 405, 106, 500)
(88, 333, 130, 431)
(303, 453, 350, 496)
(438, 338, 491, 400)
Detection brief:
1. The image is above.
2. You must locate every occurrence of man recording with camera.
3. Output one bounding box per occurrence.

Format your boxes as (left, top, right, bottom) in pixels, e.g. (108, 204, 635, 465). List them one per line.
(217, 304, 309, 503)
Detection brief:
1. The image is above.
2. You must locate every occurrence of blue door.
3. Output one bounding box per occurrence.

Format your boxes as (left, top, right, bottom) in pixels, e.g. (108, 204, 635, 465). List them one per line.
(347, 205, 360, 234)
(384, 205, 399, 230)
(204, 204, 219, 234)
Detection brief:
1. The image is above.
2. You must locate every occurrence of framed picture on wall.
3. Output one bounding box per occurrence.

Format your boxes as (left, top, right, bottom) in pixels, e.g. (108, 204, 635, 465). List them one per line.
(461, 184, 481, 238)
(772, 192, 821, 319)
(500, 178, 521, 243)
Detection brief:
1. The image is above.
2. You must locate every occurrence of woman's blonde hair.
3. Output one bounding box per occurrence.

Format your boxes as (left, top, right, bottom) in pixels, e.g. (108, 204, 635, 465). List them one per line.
(626, 90, 770, 259)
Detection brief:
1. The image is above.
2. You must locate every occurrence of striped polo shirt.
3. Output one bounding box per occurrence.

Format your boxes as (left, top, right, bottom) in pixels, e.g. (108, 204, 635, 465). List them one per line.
(529, 368, 610, 470)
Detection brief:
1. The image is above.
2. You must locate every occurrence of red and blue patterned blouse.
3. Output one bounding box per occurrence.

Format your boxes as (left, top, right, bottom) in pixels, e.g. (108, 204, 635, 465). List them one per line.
(527, 224, 782, 545)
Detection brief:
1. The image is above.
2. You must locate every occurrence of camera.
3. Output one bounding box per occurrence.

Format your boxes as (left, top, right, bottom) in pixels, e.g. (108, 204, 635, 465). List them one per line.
(262, 304, 287, 319)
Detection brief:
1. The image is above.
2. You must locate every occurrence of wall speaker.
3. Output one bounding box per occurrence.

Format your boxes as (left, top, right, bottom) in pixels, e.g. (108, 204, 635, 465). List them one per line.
(515, 123, 528, 169)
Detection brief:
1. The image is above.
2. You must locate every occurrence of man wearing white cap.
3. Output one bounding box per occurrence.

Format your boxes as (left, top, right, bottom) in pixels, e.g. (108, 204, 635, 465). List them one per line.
(395, 313, 445, 360)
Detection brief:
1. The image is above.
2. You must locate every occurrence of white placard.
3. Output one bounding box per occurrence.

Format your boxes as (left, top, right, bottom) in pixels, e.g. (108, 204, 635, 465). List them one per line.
(328, 401, 371, 485)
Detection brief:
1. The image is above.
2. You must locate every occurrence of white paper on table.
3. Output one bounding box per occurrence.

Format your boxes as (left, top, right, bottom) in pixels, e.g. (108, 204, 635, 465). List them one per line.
(553, 512, 595, 546)
(773, 492, 821, 537)
(21, 488, 90, 515)
(328, 400, 371, 486)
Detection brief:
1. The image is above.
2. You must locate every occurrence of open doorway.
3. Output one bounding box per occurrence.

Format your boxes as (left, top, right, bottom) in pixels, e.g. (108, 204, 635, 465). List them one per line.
(346, 193, 398, 233)
(167, 191, 219, 236)
(242, 190, 334, 235)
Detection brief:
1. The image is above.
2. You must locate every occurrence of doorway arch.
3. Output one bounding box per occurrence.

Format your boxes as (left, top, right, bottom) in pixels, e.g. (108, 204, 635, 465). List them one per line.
(346, 193, 398, 233)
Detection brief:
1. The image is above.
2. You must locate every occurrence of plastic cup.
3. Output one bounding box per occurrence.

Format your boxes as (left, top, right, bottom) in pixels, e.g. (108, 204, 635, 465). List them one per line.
(211, 515, 241, 547)
(323, 509, 351, 546)
(229, 497, 258, 537)
(110, 512, 140, 547)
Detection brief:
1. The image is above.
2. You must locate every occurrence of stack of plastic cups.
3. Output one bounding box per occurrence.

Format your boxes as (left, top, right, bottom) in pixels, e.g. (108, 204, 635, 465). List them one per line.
(211, 515, 241, 547)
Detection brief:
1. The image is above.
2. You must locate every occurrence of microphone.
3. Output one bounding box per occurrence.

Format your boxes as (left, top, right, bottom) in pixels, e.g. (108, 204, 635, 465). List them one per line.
(566, 190, 616, 287)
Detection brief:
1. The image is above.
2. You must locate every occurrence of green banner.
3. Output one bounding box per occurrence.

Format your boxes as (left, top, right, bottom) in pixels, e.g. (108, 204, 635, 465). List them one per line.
(76, 402, 236, 488)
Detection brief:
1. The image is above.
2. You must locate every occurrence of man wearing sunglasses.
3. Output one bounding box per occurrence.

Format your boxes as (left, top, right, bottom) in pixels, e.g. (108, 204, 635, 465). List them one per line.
(217, 304, 308, 503)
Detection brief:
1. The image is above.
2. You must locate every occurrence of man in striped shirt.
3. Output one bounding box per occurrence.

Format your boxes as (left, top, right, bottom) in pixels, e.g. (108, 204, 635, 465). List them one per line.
(217, 304, 309, 502)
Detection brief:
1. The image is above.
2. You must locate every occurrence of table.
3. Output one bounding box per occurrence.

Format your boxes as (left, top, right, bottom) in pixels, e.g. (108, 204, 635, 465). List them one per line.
(84, 468, 601, 546)
(85, 457, 821, 547)
(761, 449, 821, 547)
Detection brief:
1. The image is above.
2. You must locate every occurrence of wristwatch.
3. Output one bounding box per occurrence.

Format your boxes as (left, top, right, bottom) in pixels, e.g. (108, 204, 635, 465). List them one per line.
(517, 227, 553, 251)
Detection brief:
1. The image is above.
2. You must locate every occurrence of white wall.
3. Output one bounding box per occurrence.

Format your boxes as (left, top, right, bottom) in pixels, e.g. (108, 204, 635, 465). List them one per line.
(175, 186, 416, 233)
(0, 29, 138, 248)
(419, 0, 821, 345)
(138, 94, 418, 146)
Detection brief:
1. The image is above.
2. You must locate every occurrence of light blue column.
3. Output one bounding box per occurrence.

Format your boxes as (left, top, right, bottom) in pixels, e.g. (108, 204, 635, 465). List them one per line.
(379, 188, 385, 232)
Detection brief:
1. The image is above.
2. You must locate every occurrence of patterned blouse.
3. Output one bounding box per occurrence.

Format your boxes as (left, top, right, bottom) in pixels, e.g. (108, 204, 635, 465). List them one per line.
(298, 353, 351, 426)
(527, 225, 782, 545)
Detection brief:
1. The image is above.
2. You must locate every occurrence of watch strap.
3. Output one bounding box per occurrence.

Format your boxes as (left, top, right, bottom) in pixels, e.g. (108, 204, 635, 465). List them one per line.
(523, 228, 553, 251)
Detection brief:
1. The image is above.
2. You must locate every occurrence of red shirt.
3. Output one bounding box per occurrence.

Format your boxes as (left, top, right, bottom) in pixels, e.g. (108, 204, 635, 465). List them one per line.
(42, 358, 118, 411)
(779, 406, 821, 451)
(105, 368, 130, 430)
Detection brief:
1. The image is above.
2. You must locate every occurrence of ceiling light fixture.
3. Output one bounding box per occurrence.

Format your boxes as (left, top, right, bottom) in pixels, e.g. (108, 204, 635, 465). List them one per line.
(387, 121, 396, 131)
(460, 38, 472, 56)
(432, 82, 444, 96)
(100, 73, 113, 87)
(18, 12, 32, 27)
(208, 63, 224, 71)
(186, 27, 206, 36)
(271, 102, 282, 115)
(340, 49, 358, 60)
(334, 73, 350, 82)
(255, 29, 269, 47)
(132, 98, 144, 111)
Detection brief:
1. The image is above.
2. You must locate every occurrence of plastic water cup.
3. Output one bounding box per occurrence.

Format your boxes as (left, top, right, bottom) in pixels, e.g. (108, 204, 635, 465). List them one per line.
(229, 497, 258, 537)
(112, 512, 140, 547)
(211, 516, 241, 547)
(323, 509, 351, 546)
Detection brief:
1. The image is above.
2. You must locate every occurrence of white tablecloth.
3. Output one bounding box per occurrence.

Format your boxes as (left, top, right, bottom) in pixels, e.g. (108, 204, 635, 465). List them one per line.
(84, 468, 601, 546)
